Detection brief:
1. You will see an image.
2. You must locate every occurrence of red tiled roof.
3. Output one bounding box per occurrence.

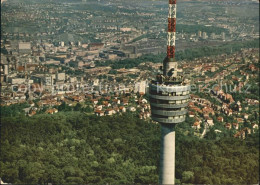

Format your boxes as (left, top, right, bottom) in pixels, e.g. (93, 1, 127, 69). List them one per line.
(95, 110, 104, 113)
(193, 122, 200, 126)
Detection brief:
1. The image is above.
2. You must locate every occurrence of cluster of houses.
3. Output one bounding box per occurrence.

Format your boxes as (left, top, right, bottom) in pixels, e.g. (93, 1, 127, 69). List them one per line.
(189, 93, 259, 139)
(93, 94, 150, 119)
(181, 49, 259, 88)
(20, 90, 151, 120)
(189, 95, 216, 130)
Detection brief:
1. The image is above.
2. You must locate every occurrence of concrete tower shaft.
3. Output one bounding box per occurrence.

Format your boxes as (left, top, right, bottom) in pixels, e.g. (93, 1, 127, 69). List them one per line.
(160, 125, 175, 184)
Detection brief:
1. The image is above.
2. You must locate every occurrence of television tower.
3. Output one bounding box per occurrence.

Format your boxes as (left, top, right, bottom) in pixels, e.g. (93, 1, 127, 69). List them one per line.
(149, 0, 190, 184)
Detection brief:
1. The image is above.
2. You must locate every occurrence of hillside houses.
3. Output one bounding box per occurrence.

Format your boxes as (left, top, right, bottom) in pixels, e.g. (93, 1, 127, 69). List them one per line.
(89, 93, 150, 117)
(234, 127, 252, 139)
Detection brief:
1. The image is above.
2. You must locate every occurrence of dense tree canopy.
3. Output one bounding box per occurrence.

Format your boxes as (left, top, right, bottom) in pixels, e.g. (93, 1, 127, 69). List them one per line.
(0, 112, 259, 184)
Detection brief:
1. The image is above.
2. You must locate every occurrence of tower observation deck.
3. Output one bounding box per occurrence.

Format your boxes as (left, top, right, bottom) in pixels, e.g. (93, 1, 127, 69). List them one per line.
(149, 0, 190, 184)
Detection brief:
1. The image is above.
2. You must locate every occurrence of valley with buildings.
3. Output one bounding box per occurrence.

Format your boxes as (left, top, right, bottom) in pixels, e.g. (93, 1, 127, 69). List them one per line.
(0, 0, 259, 184)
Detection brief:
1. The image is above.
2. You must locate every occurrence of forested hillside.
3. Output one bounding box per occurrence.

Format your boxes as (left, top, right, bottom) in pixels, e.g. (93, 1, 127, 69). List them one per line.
(0, 112, 259, 184)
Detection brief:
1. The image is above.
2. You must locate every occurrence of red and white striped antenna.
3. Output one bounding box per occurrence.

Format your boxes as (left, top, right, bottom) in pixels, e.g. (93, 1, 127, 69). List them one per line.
(162, 0, 178, 77)
(167, 0, 177, 59)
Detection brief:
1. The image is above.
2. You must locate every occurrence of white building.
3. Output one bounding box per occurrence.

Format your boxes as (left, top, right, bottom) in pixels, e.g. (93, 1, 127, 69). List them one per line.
(60, 41, 65, 47)
(19, 42, 31, 50)
(3, 65, 8, 75)
(19, 42, 31, 54)
(134, 81, 147, 94)
(9, 78, 26, 85)
(56, 73, 66, 81)
(44, 76, 54, 86)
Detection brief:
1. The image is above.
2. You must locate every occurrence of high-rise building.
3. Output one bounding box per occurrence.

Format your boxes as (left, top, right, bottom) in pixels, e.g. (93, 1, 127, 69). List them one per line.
(210, 33, 216, 40)
(149, 0, 190, 184)
(3, 65, 8, 75)
(198, 30, 202, 38)
(202, 32, 207, 39)
(135, 81, 147, 94)
(44, 76, 54, 86)
(60, 41, 65, 47)
(221, 32, 226, 41)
